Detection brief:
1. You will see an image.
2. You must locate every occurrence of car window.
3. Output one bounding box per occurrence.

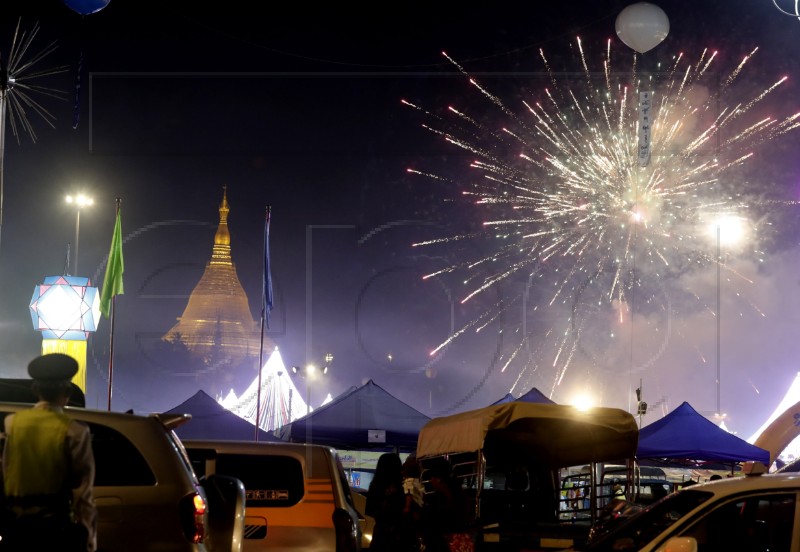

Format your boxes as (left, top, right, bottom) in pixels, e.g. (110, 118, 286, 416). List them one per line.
(335, 453, 358, 510)
(679, 493, 796, 552)
(634, 481, 672, 505)
(189, 450, 305, 508)
(165, 429, 200, 485)
(89, 422, 156, 486)
(586, 490, 713, 551)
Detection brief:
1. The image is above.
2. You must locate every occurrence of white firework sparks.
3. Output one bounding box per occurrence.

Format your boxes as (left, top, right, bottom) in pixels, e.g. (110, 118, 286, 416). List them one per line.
(0, 19, 68, 251)
(1, 19, 67, 142)
(406, 38, 800, 405)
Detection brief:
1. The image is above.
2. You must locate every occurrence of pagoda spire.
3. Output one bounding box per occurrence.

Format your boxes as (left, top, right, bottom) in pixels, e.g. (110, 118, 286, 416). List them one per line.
(211, 185, 232, 266)
(163, 186, 271, 373)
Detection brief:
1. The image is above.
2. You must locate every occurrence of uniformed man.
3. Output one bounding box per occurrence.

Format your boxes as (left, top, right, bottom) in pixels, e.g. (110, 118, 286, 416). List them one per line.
(0, 353, 97, 551)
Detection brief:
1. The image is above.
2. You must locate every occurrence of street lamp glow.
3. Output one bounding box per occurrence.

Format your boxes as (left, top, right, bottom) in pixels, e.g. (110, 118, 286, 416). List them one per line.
(66, 194, 94, 208)
(291, 362, 328, 414)
(570, 393, 595, 411)
(708, 215, 746, 247)
(292, 363, 328, 379)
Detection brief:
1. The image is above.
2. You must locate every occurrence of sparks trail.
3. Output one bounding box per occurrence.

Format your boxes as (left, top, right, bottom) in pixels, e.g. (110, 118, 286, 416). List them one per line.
(406, 37, 800, 404)
(0, 18, 68, 256)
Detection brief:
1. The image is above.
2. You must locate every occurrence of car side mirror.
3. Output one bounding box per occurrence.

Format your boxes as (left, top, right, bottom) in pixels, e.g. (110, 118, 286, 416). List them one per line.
(202, 474, 247, 552)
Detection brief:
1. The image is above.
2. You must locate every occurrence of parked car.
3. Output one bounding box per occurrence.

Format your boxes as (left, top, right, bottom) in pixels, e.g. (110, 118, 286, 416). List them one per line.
(350, 487, 375, 549)
(581, 464, 800, 551)
(182, 439, 362, 552)
(0, 401, 244, 552)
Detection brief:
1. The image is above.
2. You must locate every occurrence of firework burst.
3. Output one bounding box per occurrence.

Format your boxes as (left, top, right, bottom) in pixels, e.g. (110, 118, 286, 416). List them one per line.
(0, 19, 67, 143)
(0, 19, 68, 251)
(406, 37, 800, 408)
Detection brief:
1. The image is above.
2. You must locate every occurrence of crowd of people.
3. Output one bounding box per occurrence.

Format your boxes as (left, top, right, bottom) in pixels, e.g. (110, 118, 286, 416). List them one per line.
(366, 452, 475, 552)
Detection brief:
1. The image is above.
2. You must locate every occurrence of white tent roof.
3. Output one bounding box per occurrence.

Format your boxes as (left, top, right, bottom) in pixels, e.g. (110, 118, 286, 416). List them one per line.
(219, 348, 309, 431)
(748, 372, 800, 460)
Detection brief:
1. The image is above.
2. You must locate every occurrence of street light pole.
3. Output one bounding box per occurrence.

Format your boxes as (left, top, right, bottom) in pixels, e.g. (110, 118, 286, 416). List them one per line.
(292, 364, 315, 415)
(66, 194, 93, 275)
(716, 223, 721, 417)
(710, 214, 746, 421)
(74, 207, 80, 275)
(291, 360, 330, 415)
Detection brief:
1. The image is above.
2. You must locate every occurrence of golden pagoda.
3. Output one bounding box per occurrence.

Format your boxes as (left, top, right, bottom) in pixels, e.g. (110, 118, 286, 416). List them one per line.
(163, 187, 266, 369)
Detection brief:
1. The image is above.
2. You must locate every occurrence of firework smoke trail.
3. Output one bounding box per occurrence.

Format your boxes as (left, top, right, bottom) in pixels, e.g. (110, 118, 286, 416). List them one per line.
(406, 38, 799, 404)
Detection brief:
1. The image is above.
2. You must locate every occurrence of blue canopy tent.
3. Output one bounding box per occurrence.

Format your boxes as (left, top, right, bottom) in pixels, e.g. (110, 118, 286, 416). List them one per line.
(637, 401, 770, 466)
(275, 379, 430, 450)
(165, 390, 280, 441)
(490, 387, 555, 405)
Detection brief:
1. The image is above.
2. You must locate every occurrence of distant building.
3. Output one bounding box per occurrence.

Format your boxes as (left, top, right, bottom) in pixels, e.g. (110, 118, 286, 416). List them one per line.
(163, 187, 273, 374)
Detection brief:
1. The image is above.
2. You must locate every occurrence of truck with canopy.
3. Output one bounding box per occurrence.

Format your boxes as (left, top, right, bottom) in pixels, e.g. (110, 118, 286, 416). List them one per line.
(416, 402, 639, 551)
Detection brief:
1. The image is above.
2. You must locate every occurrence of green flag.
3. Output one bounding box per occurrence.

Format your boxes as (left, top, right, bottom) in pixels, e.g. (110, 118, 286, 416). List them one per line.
(100, 209, 124, 318)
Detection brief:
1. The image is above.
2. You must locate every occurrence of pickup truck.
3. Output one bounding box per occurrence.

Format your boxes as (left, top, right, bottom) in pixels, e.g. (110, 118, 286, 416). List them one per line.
(415, 402, 639, 551)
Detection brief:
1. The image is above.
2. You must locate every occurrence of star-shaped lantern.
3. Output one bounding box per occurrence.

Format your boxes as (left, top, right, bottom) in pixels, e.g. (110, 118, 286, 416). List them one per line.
(29, 276, 101, 393)
(30, 275, 101, 340)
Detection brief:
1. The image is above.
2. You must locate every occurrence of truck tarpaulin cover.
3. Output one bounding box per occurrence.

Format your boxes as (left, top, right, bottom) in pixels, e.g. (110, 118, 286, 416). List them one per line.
(416, 402, 638, 467)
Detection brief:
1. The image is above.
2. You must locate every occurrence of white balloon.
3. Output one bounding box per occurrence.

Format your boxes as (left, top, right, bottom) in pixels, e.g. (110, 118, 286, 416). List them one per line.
(615, 2, 670, 54)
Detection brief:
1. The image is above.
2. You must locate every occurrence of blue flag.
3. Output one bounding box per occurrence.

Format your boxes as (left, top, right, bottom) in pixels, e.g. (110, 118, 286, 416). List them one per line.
(263, 206, 273, 328)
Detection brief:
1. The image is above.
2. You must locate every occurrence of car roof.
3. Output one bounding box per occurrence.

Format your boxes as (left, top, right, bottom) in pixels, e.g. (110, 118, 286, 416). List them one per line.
(0, 378, 85, 407)
(683, 472, 800, 494)
(182, 438, 337, 454)
(182, 439, 344, 481)
(0, 401, 200, 485)
(0, 401, 190, 428)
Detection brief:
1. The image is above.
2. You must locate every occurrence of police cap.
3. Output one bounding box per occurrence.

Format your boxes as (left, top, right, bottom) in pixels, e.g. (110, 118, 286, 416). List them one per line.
(28, 353, 78, 381)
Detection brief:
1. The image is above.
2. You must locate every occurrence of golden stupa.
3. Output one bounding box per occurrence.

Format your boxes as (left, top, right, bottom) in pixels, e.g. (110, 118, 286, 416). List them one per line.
(163, 187, 265, 368)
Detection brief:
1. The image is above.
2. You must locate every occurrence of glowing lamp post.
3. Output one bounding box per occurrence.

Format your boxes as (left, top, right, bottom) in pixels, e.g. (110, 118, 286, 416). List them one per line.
(65, 193, 93, 275)
(707, 215, 747, 418)
(291, 360, 329, 415)
(29, 275, 101, 392)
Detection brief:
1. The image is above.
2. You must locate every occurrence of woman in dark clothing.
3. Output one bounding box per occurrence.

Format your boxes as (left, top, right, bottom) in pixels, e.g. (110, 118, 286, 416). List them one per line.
(366, 452, 408, 551)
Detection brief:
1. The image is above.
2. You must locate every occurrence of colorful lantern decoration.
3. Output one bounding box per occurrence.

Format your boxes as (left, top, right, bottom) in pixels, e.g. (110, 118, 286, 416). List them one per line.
(30, 275, 101, 392)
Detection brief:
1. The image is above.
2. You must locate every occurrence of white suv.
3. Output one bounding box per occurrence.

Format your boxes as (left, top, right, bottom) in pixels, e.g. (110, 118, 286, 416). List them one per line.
(0, 402, 244, 552)
(582, 468, 800, 551)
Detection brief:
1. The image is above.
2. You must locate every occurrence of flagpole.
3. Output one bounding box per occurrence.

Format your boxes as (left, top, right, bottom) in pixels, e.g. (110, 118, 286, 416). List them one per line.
(107, 294, 116, 411)
(255, 205, 272, 440)
(104, 197, 123, 411)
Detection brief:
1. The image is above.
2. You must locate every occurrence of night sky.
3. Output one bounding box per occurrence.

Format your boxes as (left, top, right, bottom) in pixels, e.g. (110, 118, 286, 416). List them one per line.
(2, 1, 800, 441)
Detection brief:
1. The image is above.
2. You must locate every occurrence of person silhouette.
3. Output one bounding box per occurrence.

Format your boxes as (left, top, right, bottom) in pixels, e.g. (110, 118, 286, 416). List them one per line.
(366, 452, 407, 551)
(0, 353, 97, 551)
(402, 454, 425, 551)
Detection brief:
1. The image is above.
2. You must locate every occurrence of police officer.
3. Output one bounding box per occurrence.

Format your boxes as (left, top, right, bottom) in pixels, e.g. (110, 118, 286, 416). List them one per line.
(1, 353, 97, 551)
